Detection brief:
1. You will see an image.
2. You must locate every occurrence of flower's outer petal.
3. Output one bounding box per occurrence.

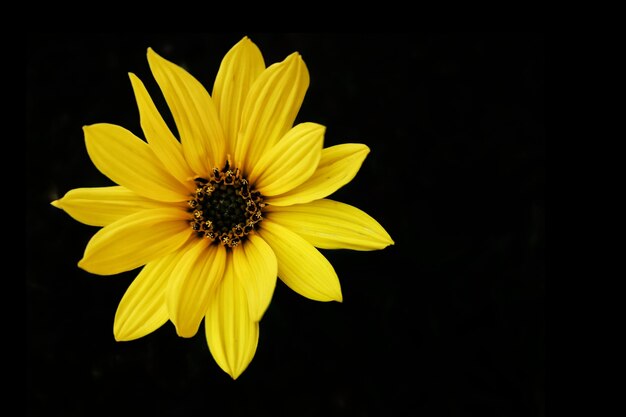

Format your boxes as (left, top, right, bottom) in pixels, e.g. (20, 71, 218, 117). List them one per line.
(249, 123, 324, 196)
(232, 234, 277, 322)
(205, 255, 259, 379)
(212, 37, 265, 160)
(267, 144, 369, 206)
(84, 123, 190, 202)
(147, 48, 226, 176)
(167, 240, 226, 338)
(128, 73, 195, 188)
(114, 241, 193, 341)
(51, 186, 164, 227)
(78, 208, 191, 275)
(235, 52, 309, 175)
(266, 199, 394, 250)
(258, 219, 342, 302)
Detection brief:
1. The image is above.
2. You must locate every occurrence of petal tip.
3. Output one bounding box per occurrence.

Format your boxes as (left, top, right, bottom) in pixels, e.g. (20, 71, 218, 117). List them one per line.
(77, 257, 100, 275)
(113, 328, 125, 342)
(334, 284, 343, 302)
(175, 327, 198, 339)
(50, 199, 61, 209)
(146, 47, 162, 63)
(77, 258, 88, 271)
(113, 328, 137, 342)
(381, 230, 395, 247)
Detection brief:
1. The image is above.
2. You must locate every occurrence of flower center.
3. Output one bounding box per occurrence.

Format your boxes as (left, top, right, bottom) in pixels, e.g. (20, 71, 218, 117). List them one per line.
(188, 163, 264, 248)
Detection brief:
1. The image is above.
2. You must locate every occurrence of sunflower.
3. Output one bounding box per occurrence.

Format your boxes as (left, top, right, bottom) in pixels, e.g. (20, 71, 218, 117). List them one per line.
(52, 37, 393, 379)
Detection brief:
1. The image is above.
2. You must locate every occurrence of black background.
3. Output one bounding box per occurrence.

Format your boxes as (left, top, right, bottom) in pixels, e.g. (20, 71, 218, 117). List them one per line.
(27, 33, 544, 416)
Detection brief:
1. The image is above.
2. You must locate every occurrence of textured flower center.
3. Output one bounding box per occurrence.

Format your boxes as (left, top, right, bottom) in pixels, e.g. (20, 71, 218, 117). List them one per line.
(188, 163, 264, 248)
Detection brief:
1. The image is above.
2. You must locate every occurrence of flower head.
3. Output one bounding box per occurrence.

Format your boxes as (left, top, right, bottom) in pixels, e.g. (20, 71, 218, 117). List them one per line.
(52, 37, 393, 379)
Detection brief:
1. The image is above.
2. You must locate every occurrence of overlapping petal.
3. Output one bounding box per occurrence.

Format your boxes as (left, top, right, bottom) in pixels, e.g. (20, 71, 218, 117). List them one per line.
(129, 72, 195, 187)
(258, 219, 342, 302)
(212, 37, 265, 158)
(84, 123, 190, 202)
(114, 242, 193, 341)
(51, 186, 165, 227)
(205, 255, 259, 379)
(167, 240, 227, 338)
(78, 207, 191, 275)
(267, 143, 370, 206)
(147, 48, 225, 175)
(232, 234, 277, 322)
(235, 52, 309, 174)
(248, 123, 324, 196)
(266, 199, 394, 250)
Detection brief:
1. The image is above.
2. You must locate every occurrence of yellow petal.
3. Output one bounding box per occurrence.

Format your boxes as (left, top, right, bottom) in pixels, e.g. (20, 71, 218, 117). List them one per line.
(167, 240, 226, 338)
(235, 52, 309, 174)
(84, 123, 190, 202)
(258, 219, 342, 302)
(78, 207, 191, 275)
(51, 186, 164, 227)
(266, 199, 394, 251)
(114, 243, 192, 341)
(212, 37, 265, 160)
(267, 143, 369, 206)
(232, 234, 277, 322)
(205, 255, 259, 379)
(147, 48, 226, 176)
(248, 123, 324, 196)
(128, 73, 195, 187)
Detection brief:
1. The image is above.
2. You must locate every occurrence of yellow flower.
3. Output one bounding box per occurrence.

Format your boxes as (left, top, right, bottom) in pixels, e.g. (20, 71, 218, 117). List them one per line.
(51, 37, 394, 379)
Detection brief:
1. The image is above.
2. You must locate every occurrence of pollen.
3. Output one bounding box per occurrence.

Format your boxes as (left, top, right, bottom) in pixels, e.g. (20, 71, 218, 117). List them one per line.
(188, 162, 264, 248)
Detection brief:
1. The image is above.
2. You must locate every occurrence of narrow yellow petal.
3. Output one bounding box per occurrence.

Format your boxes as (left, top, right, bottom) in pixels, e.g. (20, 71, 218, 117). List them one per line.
(212, 37, 265, 160)
(51, 186, 164, 227)
(114, 242, 192, 341)
(205, 255, 259, 379)
(167, 240, 226, 338)
(267, 143, 370, 206)
(128, 73, 195, 187)
(248, 123, 324, 196)
(232, 234, 277, 322)
(258, 219, 342, 302)
(266, 199, 394, 251)
(147, 48, 226, 175)
(84, 123, 190, 202)
(236, 52, 309, 174)
(78, 207, 191, 275)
